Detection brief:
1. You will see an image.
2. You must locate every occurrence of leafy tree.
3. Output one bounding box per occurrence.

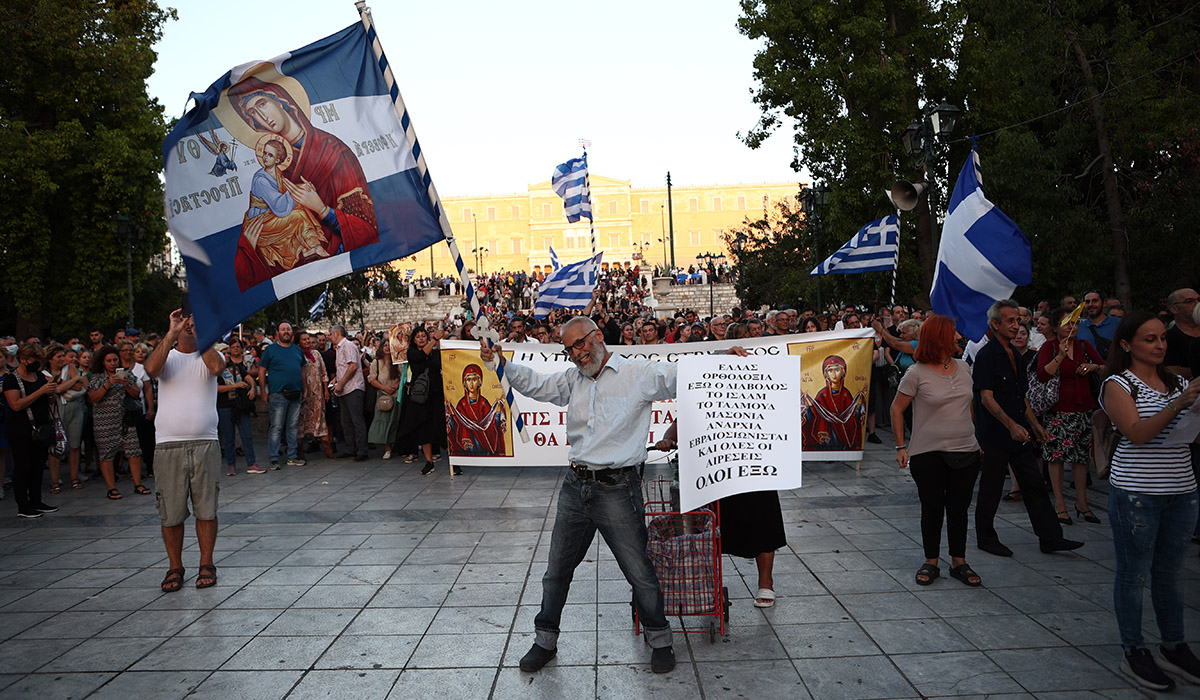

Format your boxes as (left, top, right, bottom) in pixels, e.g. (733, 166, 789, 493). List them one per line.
(0, 0, 176, 339)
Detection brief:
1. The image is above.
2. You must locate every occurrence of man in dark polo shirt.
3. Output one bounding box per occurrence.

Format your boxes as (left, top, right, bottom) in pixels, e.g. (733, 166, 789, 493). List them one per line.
(973, 299, 1084, 557)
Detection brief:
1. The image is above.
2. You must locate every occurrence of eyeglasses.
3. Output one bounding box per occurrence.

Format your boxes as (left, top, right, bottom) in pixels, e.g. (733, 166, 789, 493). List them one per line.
(563, 329, 598, 353)
(1172, 297, 1200, 307)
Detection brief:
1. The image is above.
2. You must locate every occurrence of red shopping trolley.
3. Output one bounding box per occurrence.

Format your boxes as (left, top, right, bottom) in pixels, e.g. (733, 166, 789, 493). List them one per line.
(633, 473, 730, 642)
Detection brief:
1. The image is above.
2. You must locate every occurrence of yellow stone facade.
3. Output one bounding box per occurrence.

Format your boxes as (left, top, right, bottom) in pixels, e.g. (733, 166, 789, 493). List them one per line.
(409, 175, 802, 276)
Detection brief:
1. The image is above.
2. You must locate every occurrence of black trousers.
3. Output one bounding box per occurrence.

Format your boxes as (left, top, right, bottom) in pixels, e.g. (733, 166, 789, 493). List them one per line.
(338, 389, 368, 458)
(136, 415, 156, 469)
(909, 452, 980, 559)
(8, 435, 47, 512)
(976, 445, 1064, 545)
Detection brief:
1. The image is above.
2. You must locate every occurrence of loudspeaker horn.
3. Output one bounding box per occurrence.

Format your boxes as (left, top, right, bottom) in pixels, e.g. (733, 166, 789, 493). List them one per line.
(889, 180, 927, 212)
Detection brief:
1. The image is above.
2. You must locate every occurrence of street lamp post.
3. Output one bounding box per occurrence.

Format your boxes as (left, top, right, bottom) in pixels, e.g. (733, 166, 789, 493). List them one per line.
(665, 173, 676, 271)
(801, 184, 831, 312)
(114, 214, 134, 328)
(696, 251, 726, 317)
(899, 101, 960, 238)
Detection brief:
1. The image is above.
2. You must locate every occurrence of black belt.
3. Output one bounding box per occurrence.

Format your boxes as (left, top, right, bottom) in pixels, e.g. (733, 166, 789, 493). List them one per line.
(569, 462, 636, 483)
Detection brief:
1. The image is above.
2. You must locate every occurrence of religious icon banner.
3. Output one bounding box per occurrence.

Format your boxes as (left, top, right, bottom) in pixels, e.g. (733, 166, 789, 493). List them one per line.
(440, 328, 873, 468)
(162, 23, 446, 349)
(676, 354, 803, 512)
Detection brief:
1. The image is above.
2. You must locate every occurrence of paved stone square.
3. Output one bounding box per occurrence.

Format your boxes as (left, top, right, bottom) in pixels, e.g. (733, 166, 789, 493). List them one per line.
(1, 430, 1198, 699)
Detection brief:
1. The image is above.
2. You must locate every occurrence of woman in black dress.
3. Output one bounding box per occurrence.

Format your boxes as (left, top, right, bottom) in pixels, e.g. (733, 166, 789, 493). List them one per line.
(397, 326, 451, 475)
(657, 421, 786, 608)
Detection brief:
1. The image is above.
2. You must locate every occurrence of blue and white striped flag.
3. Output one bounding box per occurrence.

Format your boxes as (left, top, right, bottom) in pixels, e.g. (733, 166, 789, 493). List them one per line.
(308, 289, 327, 323)
(809, 216, 900, 276)
(551, 155, 592, 223)
(533, 253, 603, 318)
(405, 269, 415, 281)
(930, 144, 1031, 341)
(549, 246, 562, 271)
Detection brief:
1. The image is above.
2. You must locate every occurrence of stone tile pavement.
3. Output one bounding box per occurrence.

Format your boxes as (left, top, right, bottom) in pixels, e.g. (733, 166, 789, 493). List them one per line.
(1, 430, 1198, 699)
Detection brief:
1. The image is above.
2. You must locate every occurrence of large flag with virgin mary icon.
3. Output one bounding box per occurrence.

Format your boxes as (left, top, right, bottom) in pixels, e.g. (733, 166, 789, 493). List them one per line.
(162, 22, 445, 349)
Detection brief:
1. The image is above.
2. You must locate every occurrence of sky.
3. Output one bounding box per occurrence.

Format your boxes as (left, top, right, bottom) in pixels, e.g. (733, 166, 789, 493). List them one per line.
(147, 0, 806, 197)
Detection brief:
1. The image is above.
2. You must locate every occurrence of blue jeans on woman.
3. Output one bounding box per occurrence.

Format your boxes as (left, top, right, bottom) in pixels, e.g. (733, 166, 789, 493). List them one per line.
(217, 408, 257, 467)
(1108, 486, 1199, 650)
(533, 468, 671, 651)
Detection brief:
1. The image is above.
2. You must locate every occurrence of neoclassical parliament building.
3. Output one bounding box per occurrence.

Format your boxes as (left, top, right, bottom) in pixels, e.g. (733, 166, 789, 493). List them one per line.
(410, 175, 802, 276)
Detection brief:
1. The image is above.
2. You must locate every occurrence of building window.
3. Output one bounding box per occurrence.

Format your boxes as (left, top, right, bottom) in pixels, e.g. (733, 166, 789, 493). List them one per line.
(462, 207, 472, 223)
(566, 237, 577, 249)
(512, 239, 522, 254)
(713, 197, 722, 212)
(608, 201, 618, 215)
(737, 196, 746, 210)
(511, 205, 520, 219)
(640, 199, 649, 214)
(543, 203, 552, 218)
(487, 207, 496, 221)
(689, 198, 698, 212)
(689, 231, 701, 246)
(609, 233, 620, 248)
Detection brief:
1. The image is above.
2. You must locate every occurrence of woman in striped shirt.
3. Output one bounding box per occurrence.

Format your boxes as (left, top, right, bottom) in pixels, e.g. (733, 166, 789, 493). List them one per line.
(1101, 310, 1200, 691)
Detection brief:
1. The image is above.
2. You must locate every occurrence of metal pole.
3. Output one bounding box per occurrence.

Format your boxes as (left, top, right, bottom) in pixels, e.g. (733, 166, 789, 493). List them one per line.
(473, 214, 479, 273)
(815, 207, 823, 312)
(125, 223, 135, 327)
(666, 172, 676, 271)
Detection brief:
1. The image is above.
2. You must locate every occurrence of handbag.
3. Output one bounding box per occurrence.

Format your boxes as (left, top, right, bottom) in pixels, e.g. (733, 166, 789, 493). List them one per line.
(376, 392, 395, 412)
(1027, 366, 1060, 415)
(52, 420, 69, 459)
(1093, 377, 1139, 479)
(408, 369, 431, 405)
(13, 374, 55, 448)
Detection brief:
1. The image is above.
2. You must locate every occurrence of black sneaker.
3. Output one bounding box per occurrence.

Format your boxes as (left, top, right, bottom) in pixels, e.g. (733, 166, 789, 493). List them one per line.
(451, 464, 462, 476)
(34, 503, 58, 513)
(17, 509, 42, 519)
(866, 432, 882, 444)
(421, 462, 436, 475)
(519, 643, 556, 672)
(1040, 537, 1085, 554)
(1122, 648, 1176, 691)
(1160, 643, 1200, 684)
(651, 646, 676, 673)
(270, 461, 281, 470)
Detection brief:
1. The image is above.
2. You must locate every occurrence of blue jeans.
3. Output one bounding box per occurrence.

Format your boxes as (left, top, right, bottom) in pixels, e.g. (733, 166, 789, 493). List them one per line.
(217, 408, 256, 467)
(1108, 486, 1198, 650)
(534, 468, 672, 650)
(267, 393, 301, 461)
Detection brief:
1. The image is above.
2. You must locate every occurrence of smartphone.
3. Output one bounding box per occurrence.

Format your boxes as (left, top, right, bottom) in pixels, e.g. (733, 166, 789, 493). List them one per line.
(181, 292, 192, 317)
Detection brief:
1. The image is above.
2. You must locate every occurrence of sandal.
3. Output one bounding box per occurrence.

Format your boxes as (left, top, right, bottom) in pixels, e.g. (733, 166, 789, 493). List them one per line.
(71, 480, 83, 490)
(915, 562, 940, 586)
(196, 564, 218, 589)
(1076, 508, 1101, 524)
(106, 488, 122, 500)
(134, 484, 151, 495)
(949, 563, 982, 587)
(404, 454, 419, 463)
(161, 567, 185, 593)
(753, 588, 776, 608)
(49, 484, 61, 494)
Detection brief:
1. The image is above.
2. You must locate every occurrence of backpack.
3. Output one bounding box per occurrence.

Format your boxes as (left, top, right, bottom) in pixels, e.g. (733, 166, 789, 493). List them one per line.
(408, 369, 431, 405)
(1093, 375, 1139, 479)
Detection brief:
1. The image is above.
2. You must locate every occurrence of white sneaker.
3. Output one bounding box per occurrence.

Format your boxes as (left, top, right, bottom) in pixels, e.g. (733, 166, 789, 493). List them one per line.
(382, 450, 392, 460)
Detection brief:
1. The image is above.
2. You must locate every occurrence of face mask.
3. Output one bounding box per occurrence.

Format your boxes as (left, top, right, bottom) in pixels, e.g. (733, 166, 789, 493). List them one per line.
(4, 345, 15, 356)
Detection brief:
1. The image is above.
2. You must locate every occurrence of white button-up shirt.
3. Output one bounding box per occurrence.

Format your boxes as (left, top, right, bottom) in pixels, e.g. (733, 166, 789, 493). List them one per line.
(502, 353, 676, 469)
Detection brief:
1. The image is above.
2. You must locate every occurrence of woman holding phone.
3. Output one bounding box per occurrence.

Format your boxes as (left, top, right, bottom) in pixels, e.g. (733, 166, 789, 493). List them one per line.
(88, 346, 147, 499)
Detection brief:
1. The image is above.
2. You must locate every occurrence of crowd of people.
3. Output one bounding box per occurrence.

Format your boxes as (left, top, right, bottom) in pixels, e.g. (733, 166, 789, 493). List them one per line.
(2, 282, 1199, 688)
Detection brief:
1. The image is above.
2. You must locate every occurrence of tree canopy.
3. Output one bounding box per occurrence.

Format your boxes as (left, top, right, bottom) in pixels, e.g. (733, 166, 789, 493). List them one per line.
(737, 0, 1199, 311)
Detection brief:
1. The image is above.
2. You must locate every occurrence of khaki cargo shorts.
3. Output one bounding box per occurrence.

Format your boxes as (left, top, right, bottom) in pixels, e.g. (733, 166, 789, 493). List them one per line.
(154, 439, 221, 526)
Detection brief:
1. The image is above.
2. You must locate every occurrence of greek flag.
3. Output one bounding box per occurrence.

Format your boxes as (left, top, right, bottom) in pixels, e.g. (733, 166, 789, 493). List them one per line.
(405, 269, 415, 281)
(307, 289, 327, 323)
(809, 216, 900, 276)
(533, 252, 603, 318)
(549, 246, 562, 271)
(551, 154, 592, 223)
(930, 145, 1031, 341)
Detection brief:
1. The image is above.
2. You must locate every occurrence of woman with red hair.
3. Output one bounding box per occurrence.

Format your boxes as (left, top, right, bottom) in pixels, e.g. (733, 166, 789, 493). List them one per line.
(891, 314, 983, 587)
